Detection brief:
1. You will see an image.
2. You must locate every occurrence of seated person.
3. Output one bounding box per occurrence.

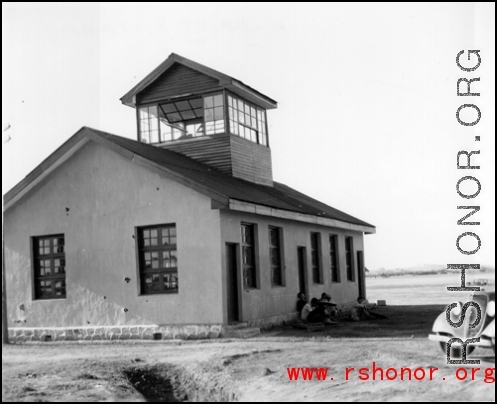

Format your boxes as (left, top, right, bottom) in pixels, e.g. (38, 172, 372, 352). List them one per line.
(300, 299, 315, 322)
(296, 292, 307, 315)
(319, 293, 339, 319)
(304, 298, 337, 324)
(351, 297, 388, 321)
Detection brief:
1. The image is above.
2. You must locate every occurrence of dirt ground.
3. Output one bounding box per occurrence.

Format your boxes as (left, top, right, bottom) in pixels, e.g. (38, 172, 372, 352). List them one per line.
(2, 305, 495, 402)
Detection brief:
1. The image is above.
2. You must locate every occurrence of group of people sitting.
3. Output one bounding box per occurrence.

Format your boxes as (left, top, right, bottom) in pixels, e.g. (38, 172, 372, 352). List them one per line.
(296, 293, 387, 326)
(296, 292, 340, 325)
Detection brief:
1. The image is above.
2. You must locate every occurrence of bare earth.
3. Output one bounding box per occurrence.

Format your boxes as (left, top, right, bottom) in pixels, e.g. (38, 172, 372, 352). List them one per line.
(2, 305, 495, 402)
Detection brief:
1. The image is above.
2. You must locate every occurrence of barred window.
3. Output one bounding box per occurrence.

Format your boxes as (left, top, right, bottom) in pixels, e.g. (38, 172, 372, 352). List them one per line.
(345, 236, 355, 281)
(269, 227, 283, 286)
(310, 232, 322, 284)
(241, 223, 257, 288)
(33, 235, 66, 299)
(138, 225, 178, 294)
(330, 235, 340, 282)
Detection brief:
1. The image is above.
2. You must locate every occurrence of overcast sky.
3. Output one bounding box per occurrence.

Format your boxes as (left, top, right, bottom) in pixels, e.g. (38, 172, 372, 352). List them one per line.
(2, 3, 495, 270)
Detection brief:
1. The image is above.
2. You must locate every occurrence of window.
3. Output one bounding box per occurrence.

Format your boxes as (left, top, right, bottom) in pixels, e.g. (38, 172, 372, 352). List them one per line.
(138, 93, 225, 144)
(228, 94, 268, 146)
(329, 235, 340, 282)
(138, 225, 178, 294)
(241, 224, 257, 288)
(345, 237, 354, 281)
(310, 232, 322, 283)
(269, 227, 283, 286)
(139, 105, 159, 144)
(33, 235, 66, 299)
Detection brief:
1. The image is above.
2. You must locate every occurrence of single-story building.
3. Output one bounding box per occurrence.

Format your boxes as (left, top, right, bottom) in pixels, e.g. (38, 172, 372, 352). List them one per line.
(3, 53, 375, 341)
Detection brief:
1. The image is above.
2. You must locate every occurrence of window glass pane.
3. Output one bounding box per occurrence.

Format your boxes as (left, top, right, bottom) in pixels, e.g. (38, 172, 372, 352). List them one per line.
(54, 280, 65, 296)
(144, 253, 151, 268)
(150, 116, 158, 130)
(238, 99, 244, 111)
(170, 251, 177, 266)
(251, 117, 257, 129)
(204, 109, 214, 122)
(164, 274, 179, 291)
(228, 96, 233, 107)
(238, 111, 245, 125)
(214, 106, 224, 121)
(139, 107, 148, 120)
(213, 94, 223, 107)
(151, 252, 159, 268)
(193, 108, 204, 118)
(150, 130, 159, 143)
(204, 96, 214, 108)
(250, 107, 256, 117)
(230, 120, 237, 135)
(175, 101, 191, 111)
(40, 280, 52, 298)
(144, 274, 161, 293)
(205, 122, 215, 135)
(189, 98, 203, 109)
(149, 105, 158, 118)
(215, 121, 225, 133)
(160, 119, 172, 142)
(161, 103, 177, 113)
(180, 110, 196, 120)
(163, 251, 171, 268)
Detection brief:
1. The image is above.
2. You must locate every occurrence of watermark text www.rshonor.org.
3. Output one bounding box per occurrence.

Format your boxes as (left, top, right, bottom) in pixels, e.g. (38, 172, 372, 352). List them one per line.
(286, 363, 495, 383)
(445, 50, 485, 365)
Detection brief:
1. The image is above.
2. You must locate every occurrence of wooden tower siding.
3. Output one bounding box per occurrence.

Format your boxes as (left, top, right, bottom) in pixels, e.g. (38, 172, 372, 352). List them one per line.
(160, 135, 233, 175)
(138, 63, 222, 104)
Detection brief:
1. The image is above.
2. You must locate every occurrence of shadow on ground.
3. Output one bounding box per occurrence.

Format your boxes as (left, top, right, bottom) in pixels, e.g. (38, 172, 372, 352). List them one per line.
(264, 304, 446, 339)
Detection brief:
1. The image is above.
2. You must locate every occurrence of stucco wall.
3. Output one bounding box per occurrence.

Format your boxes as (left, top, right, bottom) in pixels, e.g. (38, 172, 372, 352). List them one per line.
(220, 210, 366, 323)
(4, 140, 223, 328)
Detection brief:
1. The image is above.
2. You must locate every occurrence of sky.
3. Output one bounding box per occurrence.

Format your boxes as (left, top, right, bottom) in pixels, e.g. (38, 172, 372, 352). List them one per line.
(2, 3, 495, 270)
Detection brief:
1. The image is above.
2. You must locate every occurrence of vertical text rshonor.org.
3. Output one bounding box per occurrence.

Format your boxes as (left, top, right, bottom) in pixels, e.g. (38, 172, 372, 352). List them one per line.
(446, 50, 484, 365)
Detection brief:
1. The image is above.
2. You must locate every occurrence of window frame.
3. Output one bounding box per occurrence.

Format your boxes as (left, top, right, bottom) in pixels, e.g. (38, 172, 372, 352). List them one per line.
(226, 91, 269, 147)
(310, 232, 323, 284)
(345, 236, 355, 282)
(137, 91, 226, 144)
(32, 234, 67, 300)
(329, 234, 340, 283)
(269, 226, 284, 287)
(241, 223, 258, 289)
(136, 223, 179, 295)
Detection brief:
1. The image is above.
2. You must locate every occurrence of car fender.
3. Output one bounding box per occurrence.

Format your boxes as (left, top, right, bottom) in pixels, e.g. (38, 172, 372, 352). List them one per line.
(431, 311, 466, 337)
(481, 318, 495, 339)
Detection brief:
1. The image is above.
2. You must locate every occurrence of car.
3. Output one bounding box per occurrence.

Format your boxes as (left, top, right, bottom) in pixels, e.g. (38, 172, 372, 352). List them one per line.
(428, 290, 495, 358)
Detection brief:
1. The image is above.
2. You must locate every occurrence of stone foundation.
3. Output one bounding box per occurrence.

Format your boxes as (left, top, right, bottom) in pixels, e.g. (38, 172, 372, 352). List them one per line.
(246, 312, 300, 330)
(8, 324, 223, 343)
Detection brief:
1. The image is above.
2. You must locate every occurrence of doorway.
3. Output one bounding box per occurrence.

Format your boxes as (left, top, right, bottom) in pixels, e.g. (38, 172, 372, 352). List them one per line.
(225, 243, 240, 323)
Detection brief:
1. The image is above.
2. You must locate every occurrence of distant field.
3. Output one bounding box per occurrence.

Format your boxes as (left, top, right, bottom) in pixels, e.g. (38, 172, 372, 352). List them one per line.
(366, 272, 495, 305)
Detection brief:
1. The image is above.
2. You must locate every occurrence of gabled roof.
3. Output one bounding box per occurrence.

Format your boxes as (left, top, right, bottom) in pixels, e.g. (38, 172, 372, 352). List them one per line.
(120, 53, 278, 110)
(4, 127, 375, 234)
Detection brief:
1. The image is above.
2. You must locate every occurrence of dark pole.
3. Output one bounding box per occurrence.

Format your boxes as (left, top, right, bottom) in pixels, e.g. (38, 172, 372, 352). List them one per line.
(2, 236, 9, 345)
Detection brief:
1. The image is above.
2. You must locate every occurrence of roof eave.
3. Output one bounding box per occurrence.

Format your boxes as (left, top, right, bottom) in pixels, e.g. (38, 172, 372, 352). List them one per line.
(228, 199, 376, 234)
